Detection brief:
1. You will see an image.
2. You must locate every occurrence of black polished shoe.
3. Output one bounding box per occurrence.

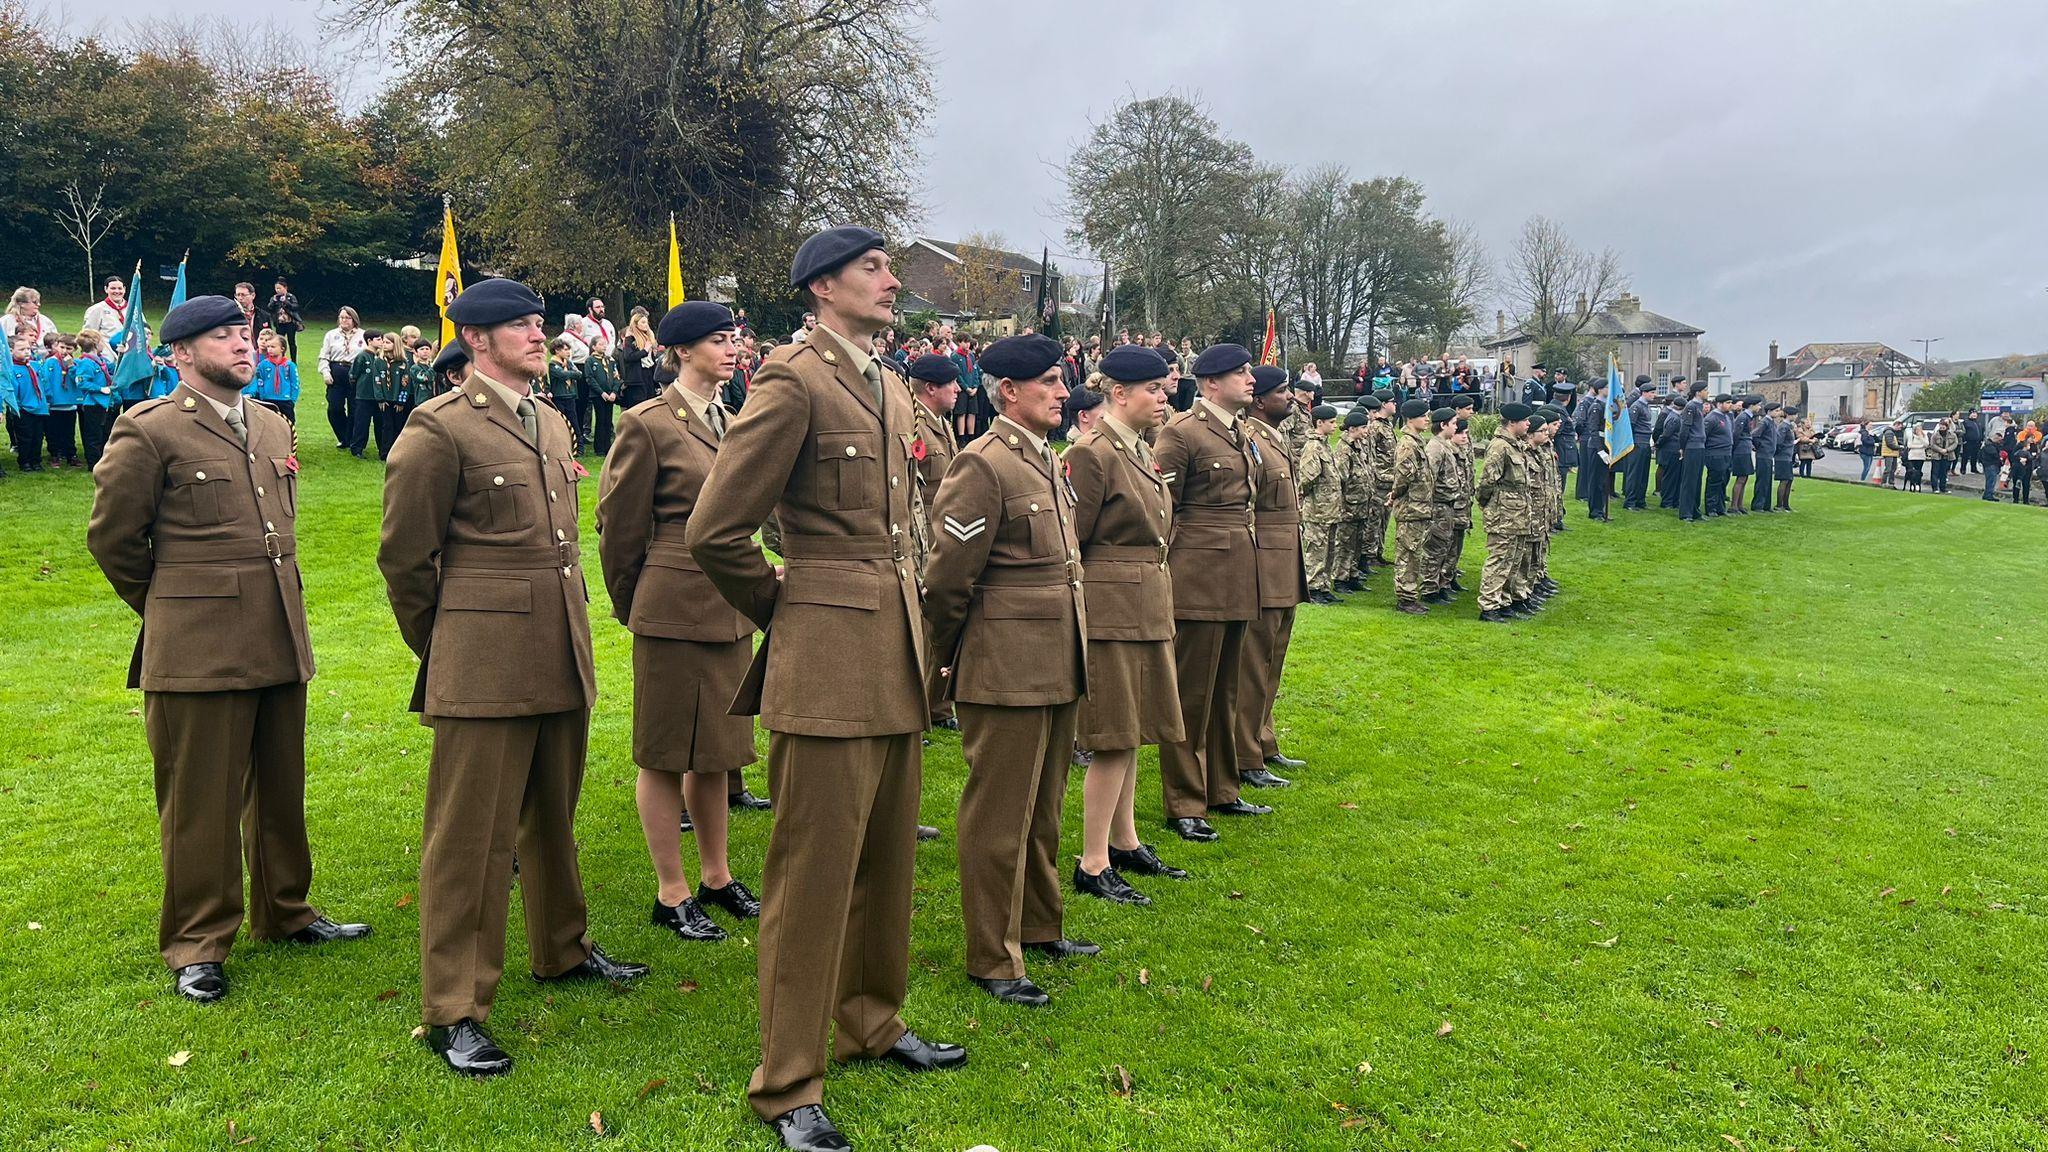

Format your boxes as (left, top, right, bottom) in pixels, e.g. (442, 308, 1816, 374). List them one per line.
(1167, 816, 1218, 843)
(284, 915, 372, 944)
(425, 1017, 512, 1077)
(1308, 590, 1338, 605)
(881, 1028, 968, 1072)
(538, 942, 652, 981)
(1448, 577, 1466, 592)
(1075, 862, 1151, 905)
(971, 975, 1050, 1007)
(678, 808, 694, 834)
(1421, 590, 1446, 604)
(1208, 798, 1273, 817)
(931, 716, 961, 731)
(172, 962, 226, 1004)
(652, 897, 727, 941)
(1507, 602, 1537, 620)
(769, 1104, 851, 1152)
(1239, 767, 1291, 789)
(1396, 599, 1429, 615)
(698, 879, 761, 919)
(1266, 751, 1306, 770)
(1023, 937, 1101, 959)
(1538, 578, 1560, 595)
(916, 824, 942, 842)
(728, 789, 773, 811)
(1110, 842, 1190, 880)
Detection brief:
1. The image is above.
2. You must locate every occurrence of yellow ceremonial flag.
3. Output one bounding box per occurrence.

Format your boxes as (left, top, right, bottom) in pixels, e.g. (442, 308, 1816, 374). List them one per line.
(667, 213, 685, 309)
(436, 199, 464, 347)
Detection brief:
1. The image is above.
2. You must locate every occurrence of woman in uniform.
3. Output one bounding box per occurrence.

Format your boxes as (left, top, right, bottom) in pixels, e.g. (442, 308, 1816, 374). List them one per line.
(1065, 345, 1190, 906)
(595, 301, 762, 942)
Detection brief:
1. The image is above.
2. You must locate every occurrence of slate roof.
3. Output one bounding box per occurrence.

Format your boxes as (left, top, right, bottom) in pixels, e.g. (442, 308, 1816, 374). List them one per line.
(910, 237, 1050, 277)
(1752, 342, 1925, 383)
(1482, 297, 1702, 349)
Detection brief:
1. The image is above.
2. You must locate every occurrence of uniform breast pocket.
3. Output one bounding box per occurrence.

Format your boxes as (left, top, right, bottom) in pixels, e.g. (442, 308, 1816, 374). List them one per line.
(270, 458, 298, 518)
(1002, 493, 1059, 558)
(815, 431, 880, 511)
(1191, 453, 1239, 495)
(168, 459, 235, 525)
(464, 463, 534, 534)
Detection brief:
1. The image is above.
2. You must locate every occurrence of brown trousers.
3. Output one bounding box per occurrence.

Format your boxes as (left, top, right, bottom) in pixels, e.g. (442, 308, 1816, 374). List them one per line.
(957, 700, 1078, 979)
(418, 709, 594, 1026)
(1236, 606, 1296, 770)
(145, 685, 318, 969)
(1159, 618, 1247, 818)
(748, 731, 920, 1121)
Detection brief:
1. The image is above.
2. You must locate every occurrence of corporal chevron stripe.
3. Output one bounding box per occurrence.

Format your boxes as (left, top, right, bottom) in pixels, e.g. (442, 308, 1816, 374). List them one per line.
(1161, 471, 1178, 483)
(942, 515, 987, 542)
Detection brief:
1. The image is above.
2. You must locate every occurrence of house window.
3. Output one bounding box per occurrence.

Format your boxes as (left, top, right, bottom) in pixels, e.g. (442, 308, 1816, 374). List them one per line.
(1021, 274, 1034, 292)
(1656, 370, 1672, 388)
(1656, 343, 1672, 363)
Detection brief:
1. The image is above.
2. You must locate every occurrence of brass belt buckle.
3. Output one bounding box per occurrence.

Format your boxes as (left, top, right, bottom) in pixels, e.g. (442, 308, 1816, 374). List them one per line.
(263, 532, 282, 560)
(558, 540, 575, 569)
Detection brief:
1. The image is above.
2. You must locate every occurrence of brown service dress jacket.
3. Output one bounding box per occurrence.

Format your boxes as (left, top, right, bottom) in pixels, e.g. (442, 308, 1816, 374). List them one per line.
(594, 385, 755, 644)
(377, 381, 596, 718)
(1152, 404, 1261, 622)
(87, 383, 314, 691)
(1246, 413, 1310, 609)
(1064, 424, 1175, 642)
(921, 416, 1088, 707)
(686, 336, 927, 738)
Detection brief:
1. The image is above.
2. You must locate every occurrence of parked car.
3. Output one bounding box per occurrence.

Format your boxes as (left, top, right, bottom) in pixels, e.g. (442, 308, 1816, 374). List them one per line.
(1825, 424, 1865, 451)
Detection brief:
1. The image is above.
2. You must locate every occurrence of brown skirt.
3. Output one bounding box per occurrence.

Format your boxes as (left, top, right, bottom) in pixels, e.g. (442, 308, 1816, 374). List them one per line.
(1077, 637, 1185, 751)
(631, 634, 759, 775)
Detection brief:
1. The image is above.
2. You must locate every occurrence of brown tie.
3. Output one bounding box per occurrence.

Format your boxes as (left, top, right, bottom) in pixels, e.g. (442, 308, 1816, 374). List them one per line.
(516, 397, 539, 445)
(222, 406, 248, 447)
(708, 404, 727, 441)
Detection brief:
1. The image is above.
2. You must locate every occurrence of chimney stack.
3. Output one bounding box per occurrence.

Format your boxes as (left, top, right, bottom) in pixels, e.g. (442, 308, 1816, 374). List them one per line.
(1495, 309, 1505, 336)
(1768, 340, 1781, 375)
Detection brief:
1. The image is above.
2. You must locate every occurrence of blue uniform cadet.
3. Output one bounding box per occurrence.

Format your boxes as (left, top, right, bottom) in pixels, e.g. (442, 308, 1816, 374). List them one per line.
(1675, 379, 1706, 521)
(1751, 402, 1780, 512)
(39, 354, 85, 466)
(1701, 396, 1734, 516)
(72, 353, 119, 468)
(10, 351, 49, 472)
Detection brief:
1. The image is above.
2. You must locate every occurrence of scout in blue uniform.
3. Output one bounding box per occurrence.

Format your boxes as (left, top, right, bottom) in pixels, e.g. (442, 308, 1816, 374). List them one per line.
(40, 335, 84, 466)
(1751, 402, 1780, 512)
(248, 329, 302, 424)
(1700, 394, 1734, 516)
(72, 337, 118, 468)
(9, 329, 48, 471)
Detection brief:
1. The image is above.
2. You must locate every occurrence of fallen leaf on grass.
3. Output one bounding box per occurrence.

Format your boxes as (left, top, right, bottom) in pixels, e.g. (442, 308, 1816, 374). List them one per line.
(1356, 1061, 1372, 1075)
(2005, 1045, 2029, 1066)
(1227, 891, 1244, 900)
(676, 980, 699, 993)
(1338, 803, 1359, 810)
(1138, 968, 1149, 986)
(27, 922, 41, 931)
(395, 893, 415, 909)
(375, 989, 400, 1002)
(1899, 898, 1916, 908)
(1558, 843, 1574, 852)
(1245, 924, 1263, 936)
(1110, 1065, 1133, 1097)
(1720, 1136, 1746, 1151)
(694, 1072, 717, 1094)
(589, 1111, 604, 1136)
(638, 1078, 666, 1099)
(1591, 936, 1618, 948)
(1435, 1021, 1453, 1039)
(1340, 1116, 1368, 1129)
(1878, 887, 1896, 899)
(1200, 976, 1213, 993)
(1941, 885, 1952, 896)
(167, 1050, 192, 1067)
(410, 1025, 427, 1039)
(1329, 1101, 1348, 1111)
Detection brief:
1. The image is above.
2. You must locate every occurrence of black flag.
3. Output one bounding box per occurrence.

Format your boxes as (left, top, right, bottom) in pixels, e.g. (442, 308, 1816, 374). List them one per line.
(1036, 247, 1059, 338)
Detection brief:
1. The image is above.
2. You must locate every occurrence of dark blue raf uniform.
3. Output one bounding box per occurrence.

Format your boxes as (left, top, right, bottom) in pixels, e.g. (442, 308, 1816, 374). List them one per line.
(1653, 395, 1683, 508)
(1675, 380, 1706, 521)
(1623, 380, 1654, 510)
(1729, 397, 1758, 514)
(1751, 403, 1780, 512)
(1573, 385, 1609, 520)
(1701, 397, 1733, 516)
(1548, 380, 1577, 527)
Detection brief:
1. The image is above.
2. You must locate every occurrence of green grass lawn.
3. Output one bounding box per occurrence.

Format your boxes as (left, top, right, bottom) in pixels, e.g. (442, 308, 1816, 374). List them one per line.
(4, 308, 2048, 1149)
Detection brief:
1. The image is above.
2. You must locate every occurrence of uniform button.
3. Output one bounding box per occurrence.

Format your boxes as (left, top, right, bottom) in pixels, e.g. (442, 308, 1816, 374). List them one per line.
(273, 558, 282, 567)
(1157, 536, 1166, 544)
(542, 455, 549, 463)
(550, 491, 558, 502)
(846, 445, 858, 456)
(897, 567, 907, 579)
(248, 453, 257, 462)
(891, 476, 899, 488)
(562, 567, 572, 577)
(1029, 502, 1040, 512)
(1211, 461, 1221, 469)
(257, 486, 266, 497)
(890, 524, 899, 534)
(194, 471, 207, 481)
(493, 475, 505, 486)
(266, 521, 276, 531)
(556, 529, 567, 541)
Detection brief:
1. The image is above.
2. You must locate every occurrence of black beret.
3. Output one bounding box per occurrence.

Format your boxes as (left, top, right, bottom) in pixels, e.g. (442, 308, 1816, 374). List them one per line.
(1192, 343, 1252, 377)
(1782, 407, 1800, 416)
(158, 295, 248, 344)
(1430, 406, 1455, 426)
(1550, 378, 1577, 392)
(1763, 402, 1782, 412)
(1500, 402, 1533, 422)
(908, 353, 960, 385)
(1154, 345, 1177, 366)
(1371, 390, 1395, 405)
(790, 225, 886, 289)
(446, 278, 545, 326)
(1530, 362, 1548, 371)
(1452, 393, 1477, 409)
(1714, 393, 1733, 403)
(432, 341, 469, 374)
(1099, 345, 1169, 383)
(657, 301, 736, 347)
(1399, 398, 1431, 420)
(1250, 365, 1288, 396)
(1311, 404, 1338, 421)
(1069, 386, 1105, 412)
(979, 333, 1063, 380)
(1743, 394, 1763, 406)
(1538, 404, 1565, 420)
(1343, 407, 1371, 428)
(1528, 413, 1549, 430)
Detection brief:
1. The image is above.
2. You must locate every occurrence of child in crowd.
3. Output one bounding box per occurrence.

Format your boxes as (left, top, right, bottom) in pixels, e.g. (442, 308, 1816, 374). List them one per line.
(546, 337, 583, 452)
(580, 331, 618, 454)
(147, 342, 180, 401)
(40, 332, 82, 467)
(71, 330, 117, 467)
(250, 328, 302, 424)
(349, 329, 393, 459)
(10, 329, 48, 472)
(375, 328, 408, 457)
(404, 339, 437, 414)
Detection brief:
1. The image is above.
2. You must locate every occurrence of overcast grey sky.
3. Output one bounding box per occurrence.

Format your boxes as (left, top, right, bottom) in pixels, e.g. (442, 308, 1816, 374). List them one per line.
(55, 0, 2048, 370)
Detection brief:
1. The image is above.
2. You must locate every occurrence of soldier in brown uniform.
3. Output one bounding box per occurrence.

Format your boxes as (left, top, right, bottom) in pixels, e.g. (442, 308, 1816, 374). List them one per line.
(923, 333, 1095, 1008)
(908, 353, 961, 733)
(1238, 364, 1309, 789)
(1152, 343, 1271, 844)
(687, 228, 965, 1152)
(1066, 346, 1188, 907)
(596, 301, 762, 947)
(378, 279, 648, 1078)
(87, 295, 369, 1005)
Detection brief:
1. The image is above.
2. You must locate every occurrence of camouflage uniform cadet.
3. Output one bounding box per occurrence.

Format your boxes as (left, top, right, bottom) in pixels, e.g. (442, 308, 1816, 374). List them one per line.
(1476, 403, 1536, 622)
(1445, 395, 1479, 593)
(1334, 408, 1374, 591)
(1362, 392, 1397, 571)
(1294, 405, 1342, 603)
(1275, 401, 1312, 464)
(1519, 413, 1559, 608)
(1419, 409, 1461, 602)
(1386, 399, 1436, 614)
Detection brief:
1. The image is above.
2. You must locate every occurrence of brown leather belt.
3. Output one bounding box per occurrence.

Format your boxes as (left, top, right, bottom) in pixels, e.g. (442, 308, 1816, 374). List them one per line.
(1176, 509, 1255, 529)
(779, 531, 899, 561)
(975, 569, 1074, 588)
(152, 532, 296, 562)
(1084, 544, 1168, 563)
(440, 541, 581, 570)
